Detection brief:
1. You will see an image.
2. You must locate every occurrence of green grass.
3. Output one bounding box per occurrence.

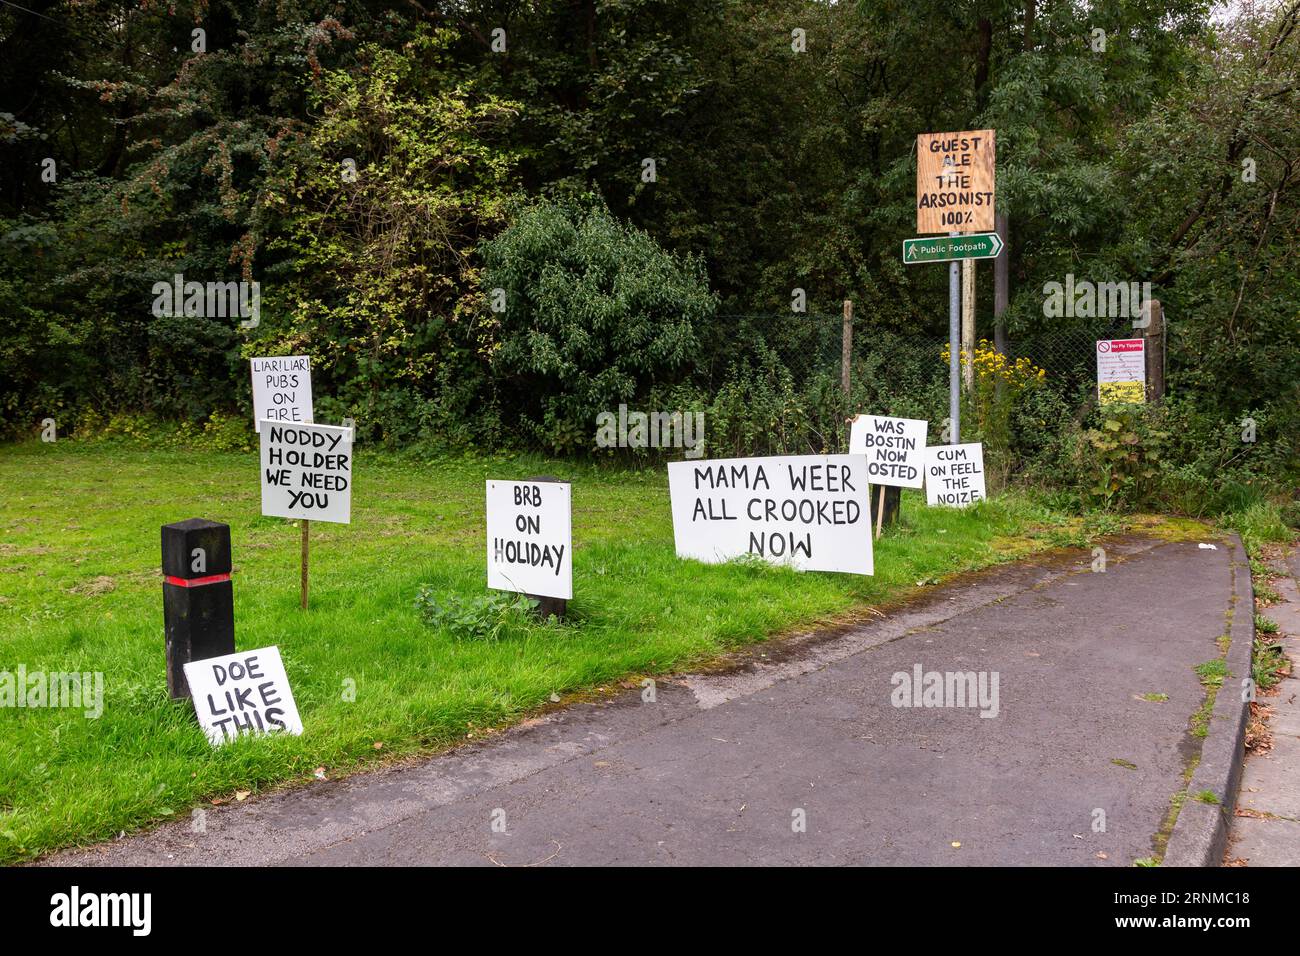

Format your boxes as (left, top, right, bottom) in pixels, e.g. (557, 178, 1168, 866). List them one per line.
(0, 440, 1079, 863)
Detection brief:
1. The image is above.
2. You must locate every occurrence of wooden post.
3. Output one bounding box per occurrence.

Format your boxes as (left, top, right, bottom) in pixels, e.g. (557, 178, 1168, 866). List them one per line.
(1143, 299, 1165, 402)
(875, 486, 886, 540)
(300, 519, 310, 610)
(961, 259, 976, 392)
(993, 212, 1009, 356)
(841, 299, 853, 407)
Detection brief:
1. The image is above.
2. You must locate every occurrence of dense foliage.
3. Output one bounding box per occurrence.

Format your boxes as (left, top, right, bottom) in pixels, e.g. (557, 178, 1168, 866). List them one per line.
(1, 0, 1296, 510)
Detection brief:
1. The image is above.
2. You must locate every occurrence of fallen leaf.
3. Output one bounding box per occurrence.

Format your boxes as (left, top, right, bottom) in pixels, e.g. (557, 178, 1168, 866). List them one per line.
(1096, 852, 1109, 860)
(951, 841, 961, 848)
(234, 790, 250, 802)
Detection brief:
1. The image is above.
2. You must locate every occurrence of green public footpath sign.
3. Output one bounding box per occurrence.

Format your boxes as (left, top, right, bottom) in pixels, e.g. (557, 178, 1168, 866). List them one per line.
(902, 232, 1003, 264)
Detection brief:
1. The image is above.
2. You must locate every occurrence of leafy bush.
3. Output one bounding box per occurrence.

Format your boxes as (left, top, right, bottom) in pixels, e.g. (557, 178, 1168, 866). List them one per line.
(482, 200, 716, 454)
(414, 588, 540, 641)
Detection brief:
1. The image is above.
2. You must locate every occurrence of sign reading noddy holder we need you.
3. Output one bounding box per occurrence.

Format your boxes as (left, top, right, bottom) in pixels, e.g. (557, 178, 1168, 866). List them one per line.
(668, 455, 873, 575)
(260, 421, 353, 524)
(486, 479, 573, 600)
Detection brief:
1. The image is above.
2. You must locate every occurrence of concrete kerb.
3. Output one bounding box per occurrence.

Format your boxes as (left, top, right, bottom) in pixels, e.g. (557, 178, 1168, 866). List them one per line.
(1163, 533, 1253, 867)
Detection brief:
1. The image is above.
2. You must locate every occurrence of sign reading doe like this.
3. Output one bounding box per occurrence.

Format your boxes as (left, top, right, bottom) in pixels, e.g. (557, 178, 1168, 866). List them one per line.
(916, 129, 995, 234)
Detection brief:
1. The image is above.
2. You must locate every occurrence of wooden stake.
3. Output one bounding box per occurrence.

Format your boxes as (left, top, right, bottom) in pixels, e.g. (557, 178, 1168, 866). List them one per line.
(300, 519, 310, 610)
(875, 485, 886, 540)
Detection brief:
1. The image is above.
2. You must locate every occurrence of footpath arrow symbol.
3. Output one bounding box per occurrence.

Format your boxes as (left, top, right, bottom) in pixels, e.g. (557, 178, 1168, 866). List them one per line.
(987, 232, 1002, 257)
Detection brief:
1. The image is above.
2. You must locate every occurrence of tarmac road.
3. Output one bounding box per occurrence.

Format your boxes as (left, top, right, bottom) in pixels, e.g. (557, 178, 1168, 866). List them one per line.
(43, 535, 1242, 866)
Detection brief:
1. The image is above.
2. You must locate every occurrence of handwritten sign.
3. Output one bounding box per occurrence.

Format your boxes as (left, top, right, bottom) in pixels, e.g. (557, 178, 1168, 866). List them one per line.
(916, 129, 995, 234)
(259, 421, 352, 524)
(1097, 339, 1146, 404)
(183, 646, 303, 747)
(668, 455, 873, 575)
(849, 415, 929, 488)
(924, 443, 987, 507)
(486, 480, 573, 600)
(250, 356, 313, 433)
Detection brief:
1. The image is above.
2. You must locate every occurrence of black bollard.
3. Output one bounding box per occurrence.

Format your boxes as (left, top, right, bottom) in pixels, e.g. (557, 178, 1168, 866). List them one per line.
(162, 518, 236, 700)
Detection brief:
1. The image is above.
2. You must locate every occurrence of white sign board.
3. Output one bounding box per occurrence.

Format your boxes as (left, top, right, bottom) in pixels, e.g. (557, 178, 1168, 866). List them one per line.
(849, 415, 929, 489)
(259, 421, 352, 524)
(1096, 339, 1146, 404)
(250, 355, 313, 433)
(486, 480, 573, 600)
(183, 646, 303, 747)
(924, 443, 987, 507)
(668, 455, 873, 575)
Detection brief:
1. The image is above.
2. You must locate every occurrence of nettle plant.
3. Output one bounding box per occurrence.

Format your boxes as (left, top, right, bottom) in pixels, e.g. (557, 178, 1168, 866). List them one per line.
(1082, 404, 1167, 510)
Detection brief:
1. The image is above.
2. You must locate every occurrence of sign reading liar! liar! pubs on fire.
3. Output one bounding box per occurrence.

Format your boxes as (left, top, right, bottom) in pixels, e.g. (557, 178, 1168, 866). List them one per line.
(486, 480, 573, 600)
(668, 455, 873, 575)
(916, 130, 995, 234)
(849, 415, 929, 489)
(250, 356, 313, 433)
(260, 421, 353, 524)
(184, 646, 303, 747)
(1097, 339, 1146, 405)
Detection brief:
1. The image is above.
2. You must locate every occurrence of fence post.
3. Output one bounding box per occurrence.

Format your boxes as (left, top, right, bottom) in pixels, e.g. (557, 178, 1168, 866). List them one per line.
(841, 299, 853, 409)
(993, 212, 1009, 355)
(1144, 299, 1165, 402)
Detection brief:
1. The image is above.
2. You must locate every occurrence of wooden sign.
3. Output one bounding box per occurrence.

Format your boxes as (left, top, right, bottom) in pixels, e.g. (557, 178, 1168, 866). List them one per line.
(916, 130, 995, 234)
(486, 480, 573, 600)
(184, 646, 303, 746)
(924, 443, 987, 507)
(259, 421, 352, 524)
(668, 455, 873, 575)
(849, 415, 929, 489)
(250, 356, 313, 433)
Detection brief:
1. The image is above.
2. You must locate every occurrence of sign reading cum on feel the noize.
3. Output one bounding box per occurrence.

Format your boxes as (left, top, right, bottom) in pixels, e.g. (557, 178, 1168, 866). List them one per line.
(183, 646, 303, 747)
(486, 480, 573, 600)
(924, 443, 987, 507)
(849, 415, 928, 488)
(260, 421, 353, 524)
(668, 455, 873, 575)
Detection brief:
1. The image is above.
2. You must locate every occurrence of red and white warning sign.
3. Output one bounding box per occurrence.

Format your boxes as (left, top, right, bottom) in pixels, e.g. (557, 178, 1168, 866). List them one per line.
(1096, 339, 1146, 404)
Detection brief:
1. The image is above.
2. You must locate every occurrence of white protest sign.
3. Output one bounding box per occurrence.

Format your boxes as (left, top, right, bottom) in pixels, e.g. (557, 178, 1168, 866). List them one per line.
(1096, 338, 1146, 404)
(183, 646, 303, 747)
(486, 480, 573, 600)
(849, 415, 929, 489)
(924, 443, 987, 507)
(259, 421, 352, 524)
(668, 455, 873, 575)
(250, 355, 313, 433)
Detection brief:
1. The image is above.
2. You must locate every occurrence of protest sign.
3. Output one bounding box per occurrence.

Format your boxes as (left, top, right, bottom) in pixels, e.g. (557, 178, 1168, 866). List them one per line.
(250, 356, 313, 433)
(916, 129, 995, 233)
(183, 646, 302, 747)
(924, 443, 986, 507)
(668, 455, 872, 575)
(259, 421, 352, 524)
(849, 415, 928, 489)
(486, 480, 573, 601)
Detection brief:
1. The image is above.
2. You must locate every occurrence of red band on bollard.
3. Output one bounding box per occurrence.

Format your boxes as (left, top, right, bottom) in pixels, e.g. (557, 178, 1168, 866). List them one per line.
(165, 573, 231, 588)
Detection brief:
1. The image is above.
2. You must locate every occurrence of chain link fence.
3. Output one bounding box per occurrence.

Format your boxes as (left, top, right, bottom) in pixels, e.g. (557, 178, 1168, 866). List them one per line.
(694, 311, 1160, 461)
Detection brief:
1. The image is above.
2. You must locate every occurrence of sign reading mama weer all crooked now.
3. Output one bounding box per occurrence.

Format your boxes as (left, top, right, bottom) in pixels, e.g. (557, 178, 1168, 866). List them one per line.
(668, 455, 873, 575)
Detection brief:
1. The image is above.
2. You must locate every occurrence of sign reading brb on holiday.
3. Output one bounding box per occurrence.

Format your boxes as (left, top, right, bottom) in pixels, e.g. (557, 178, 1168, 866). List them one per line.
(916, 130, 995, 234)
(486, 480, 573, 600)
(1096, 339, 1146, 405)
